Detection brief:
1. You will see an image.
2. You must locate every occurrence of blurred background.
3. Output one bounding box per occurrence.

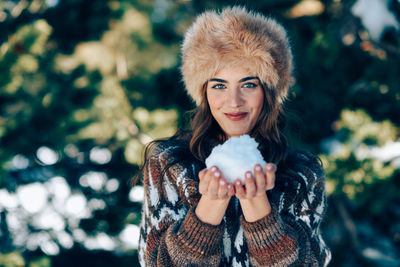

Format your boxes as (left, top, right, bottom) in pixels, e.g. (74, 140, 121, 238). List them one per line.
(0, 0, 399, 266)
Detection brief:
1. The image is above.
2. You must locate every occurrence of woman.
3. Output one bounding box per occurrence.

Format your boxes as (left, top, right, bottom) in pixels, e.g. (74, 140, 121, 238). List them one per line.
(137, 6, 331, 267)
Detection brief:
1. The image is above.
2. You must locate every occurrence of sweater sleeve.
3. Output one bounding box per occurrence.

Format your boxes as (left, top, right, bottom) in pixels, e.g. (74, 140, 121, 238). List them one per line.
(239, 152, 331, 267)
(138, 144, 224, 266)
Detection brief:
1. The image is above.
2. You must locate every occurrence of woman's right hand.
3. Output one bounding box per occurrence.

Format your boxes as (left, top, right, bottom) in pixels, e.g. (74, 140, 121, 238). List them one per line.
(198, 166, 235, 200)
(195, 166, 235, 225)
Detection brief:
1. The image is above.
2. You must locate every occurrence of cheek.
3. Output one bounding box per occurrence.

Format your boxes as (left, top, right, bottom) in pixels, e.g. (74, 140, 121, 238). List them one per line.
(206, 90, 223, 111)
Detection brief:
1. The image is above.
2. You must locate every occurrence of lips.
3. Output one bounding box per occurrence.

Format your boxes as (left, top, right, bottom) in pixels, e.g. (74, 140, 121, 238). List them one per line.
(224, 112, 248, 121)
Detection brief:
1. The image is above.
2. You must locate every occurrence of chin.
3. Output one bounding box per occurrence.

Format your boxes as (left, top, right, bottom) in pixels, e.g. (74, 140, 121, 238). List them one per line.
(220, 124, 252, 137)
(226, 130, 249, 137)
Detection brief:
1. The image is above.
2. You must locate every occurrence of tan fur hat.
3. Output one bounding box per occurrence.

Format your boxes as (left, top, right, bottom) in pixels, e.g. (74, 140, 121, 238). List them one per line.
(181, 6, 293, 105)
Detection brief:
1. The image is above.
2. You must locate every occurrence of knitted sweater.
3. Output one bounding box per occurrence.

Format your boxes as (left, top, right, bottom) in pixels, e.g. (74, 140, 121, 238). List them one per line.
(138, 140, 331, 266)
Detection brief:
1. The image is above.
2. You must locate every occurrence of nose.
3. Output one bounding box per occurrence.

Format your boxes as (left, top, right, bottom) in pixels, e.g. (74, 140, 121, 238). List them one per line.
(228, 87, 244, 107)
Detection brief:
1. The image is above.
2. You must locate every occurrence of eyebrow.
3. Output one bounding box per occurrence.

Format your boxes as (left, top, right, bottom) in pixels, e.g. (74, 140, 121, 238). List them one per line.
(240, 76, 259, 82)
(209, 76, 259, 83)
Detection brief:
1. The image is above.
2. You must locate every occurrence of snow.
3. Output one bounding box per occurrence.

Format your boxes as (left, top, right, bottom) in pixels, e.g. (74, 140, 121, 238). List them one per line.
(129, 185, 145, 202)
(90, 147, 112, 164)
(352, 0, 399, 40)
(17, 183, 48, 213)
(370, 142, 400, 162)
(205, 135, 266, 183)
(119, 224, 140, 249)
(79, 171, 107, 191)
(37, 146, 59, 165)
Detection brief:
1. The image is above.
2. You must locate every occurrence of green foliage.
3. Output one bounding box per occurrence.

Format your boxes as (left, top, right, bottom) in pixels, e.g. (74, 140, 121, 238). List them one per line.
(29, 256, 51, 267)
(0, 251, 24, 267)
(322, 109, 398, 206)
(0, 252, 51, 267)
(1, 0, 400, 266)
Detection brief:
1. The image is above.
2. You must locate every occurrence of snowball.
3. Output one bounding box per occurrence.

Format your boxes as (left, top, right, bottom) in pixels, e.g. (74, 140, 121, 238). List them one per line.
(205, 135, 266, 183)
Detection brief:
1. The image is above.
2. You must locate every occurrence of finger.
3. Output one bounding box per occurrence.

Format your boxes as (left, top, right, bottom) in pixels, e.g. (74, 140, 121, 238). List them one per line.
(217, 178, 228, 199)
(254, 164, 266, 195)
(264, 163, 276, 190)
(198, 169, 207, 180)
(199, 168, 213, 194)
(234, 179, 246, 199)
(208, 170, 221, 199)
(244, 172, 256, 198)
(198, 171, 209, 194)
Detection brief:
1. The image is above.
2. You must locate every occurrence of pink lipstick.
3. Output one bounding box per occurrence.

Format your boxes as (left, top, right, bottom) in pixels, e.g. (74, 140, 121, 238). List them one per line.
(224, 112, 248, 121)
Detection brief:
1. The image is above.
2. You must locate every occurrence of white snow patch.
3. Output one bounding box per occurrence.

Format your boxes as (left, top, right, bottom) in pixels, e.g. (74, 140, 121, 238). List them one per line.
(34, 207, 65, 230)
(129, 186, 145, 202)
(11, 154, 29, 169)
(352, 0, 399, 40)
(79, 171, 107, 191)
(84, 233, 116, 250)
(120, 224, 140, 249)
(89, 147, 112, 164)
(65, 194, 88, 218)
(37, 146, 58, 165)
(371, 141, 400, 162)
(56, 231, 73, 249)
(46, 176, 70, 200)
(105, 178, 119, 193)
(0, 189, 18, 210)
(17, 183, 47, 213)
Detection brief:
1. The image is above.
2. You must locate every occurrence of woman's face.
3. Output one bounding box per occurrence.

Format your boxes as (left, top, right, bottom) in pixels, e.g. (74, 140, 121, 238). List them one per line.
(206, 66, 264, 138)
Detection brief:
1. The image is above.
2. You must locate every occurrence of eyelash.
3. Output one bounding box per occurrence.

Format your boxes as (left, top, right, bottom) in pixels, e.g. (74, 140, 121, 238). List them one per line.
(243, 82, 258, 88)
(211, 82, 258, 89)
(212, 84, 226, 89)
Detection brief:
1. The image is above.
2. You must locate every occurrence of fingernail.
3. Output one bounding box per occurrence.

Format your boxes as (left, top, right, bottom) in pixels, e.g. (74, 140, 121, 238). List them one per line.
(246, 173, 252, 179)
(267, 164, 273, 171)
(255, 165, 262, 171)
(215, 172, 220, 177)
(211, 166, 216, 172)
(227, 184, 232, 189)
(236, 181, 241, 185)
(220, 180, 225, 186)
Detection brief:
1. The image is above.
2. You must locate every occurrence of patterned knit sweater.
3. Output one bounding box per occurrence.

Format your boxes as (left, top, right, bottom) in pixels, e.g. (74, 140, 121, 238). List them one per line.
(138, 140, 331, 266)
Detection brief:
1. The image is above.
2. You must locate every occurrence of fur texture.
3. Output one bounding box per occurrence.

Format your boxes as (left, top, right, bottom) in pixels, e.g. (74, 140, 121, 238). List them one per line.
(181, 6, 294, 105)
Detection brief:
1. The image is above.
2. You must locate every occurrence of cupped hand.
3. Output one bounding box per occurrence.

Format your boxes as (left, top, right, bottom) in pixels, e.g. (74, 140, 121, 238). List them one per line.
(234, 163, 276, 200)
(198, 166, 235, 200)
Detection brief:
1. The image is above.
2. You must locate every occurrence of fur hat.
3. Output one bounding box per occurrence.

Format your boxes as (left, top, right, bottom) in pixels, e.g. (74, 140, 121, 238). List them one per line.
(181, 6, 293, 105)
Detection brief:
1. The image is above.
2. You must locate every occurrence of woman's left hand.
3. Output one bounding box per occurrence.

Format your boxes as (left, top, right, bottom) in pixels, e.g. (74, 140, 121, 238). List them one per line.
(234, 163, 277, 222)
(234, 163, 276, 200)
